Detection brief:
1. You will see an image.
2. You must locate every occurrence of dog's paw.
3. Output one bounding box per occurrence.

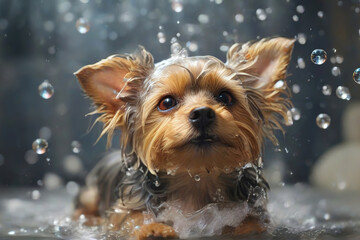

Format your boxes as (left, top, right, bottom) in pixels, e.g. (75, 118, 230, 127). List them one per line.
(135, 223, 178, 240)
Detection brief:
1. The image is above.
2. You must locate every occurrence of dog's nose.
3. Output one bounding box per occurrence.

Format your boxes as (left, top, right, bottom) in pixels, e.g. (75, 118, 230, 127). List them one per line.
(189, 107, 215, 129)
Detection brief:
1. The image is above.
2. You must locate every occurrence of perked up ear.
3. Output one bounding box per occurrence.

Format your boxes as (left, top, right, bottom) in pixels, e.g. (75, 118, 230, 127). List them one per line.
(74, 46, 154, 145)
(226, 37, 295, 144)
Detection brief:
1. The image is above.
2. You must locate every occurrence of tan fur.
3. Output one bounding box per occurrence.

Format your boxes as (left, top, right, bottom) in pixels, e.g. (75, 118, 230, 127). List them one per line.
(74, 37, 295, 239)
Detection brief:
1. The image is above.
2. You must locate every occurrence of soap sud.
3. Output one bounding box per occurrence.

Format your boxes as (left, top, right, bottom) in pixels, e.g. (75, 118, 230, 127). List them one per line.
(156, 201, 250, 238)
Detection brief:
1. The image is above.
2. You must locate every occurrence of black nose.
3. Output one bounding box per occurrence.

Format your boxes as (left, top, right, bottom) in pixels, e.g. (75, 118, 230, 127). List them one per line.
(189, 107, 215, 130)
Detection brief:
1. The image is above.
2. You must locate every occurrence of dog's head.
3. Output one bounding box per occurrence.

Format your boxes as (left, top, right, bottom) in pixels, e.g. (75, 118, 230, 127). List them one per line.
(75, 38, 294, 175)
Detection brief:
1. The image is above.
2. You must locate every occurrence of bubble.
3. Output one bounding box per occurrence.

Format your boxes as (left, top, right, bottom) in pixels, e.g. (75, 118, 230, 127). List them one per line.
(322, 85, 332, 96)
(39, 126, 52, 140)
(186, 41, 198, 52)
(63, 155, 83, 174)
(297, 57, 306, 69)
(25, 150, 38, 164)
(352, 68, 360, 84)
(194, 175, 201, 181)
(274, 80, 285, 89)
(296, 5, 305, 14)
(171, 0, 183, 13)
(8, 231, 15, 235)
(66, 181, 80, 196)
(43, 172, 63, 190)
(292, 15, 299, 22)
(198, 14, 209, 24)
(256, 8, 267, 21)
(311, 49, 327, 65)
(219, 44, 229, 52)
(235, 13, 244, 23)
(157, 32, 166, 43)
(336, 86, 351, 100)
(335, 55, 343, 64)
(32, 138, 48, 155)
(297, 33, 307, 45)
(71, 140, 81, 153)
(154, 180, 160, 187)
(171, 42, 182, 55)
(324, 213, 331, 220)
(31, 190, 41, 200)
(75, 18, 90, 34)
(316, 113, 331, 129)
(290, 107, 301, 121)
(38, 80, 54, 99)
(317, 11, 324, 18)
(331, 66, 341, 76)
(292, 84, 300, 94)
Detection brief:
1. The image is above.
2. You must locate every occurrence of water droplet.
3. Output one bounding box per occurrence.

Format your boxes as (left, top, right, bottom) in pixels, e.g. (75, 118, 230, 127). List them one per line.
(25, 150, 38, 164)
(71, 140, 81, 153)
(194, 175, 201, 181)
(75, 18, 90, 34)
(186, 41, 198, 52)
(198, 14, 209, 24)
(66, 181, 80, 195)
(292, 15, 299, 22)
(171, 42, 182, 55)
(335, 55, 344, 64)
(322, 85, 332, 96)
(297, 57, 306, 69)
(32, 138, 48, 154)
(235, 13, 244, 23)
(63, 155, 83, 174)
(331, 66, 341, 77)
(352, 68, 360, 84)
(324, 213, 331, 220)
(154, 180, 160, 187)
(171, 0, 183, 12)
(274, 80, 285, 89)
(297, 33, 307, 45)
(311, 49, 327, 65)
(292, 84, 300, 94)
(8, 231, 15, 235)
(38, 80, 54, 99)
(290, 107, 301, 121)
(256, 8, 267, 21)
(316, 113, 331, 129)
(43, 172, 63, 190)
(336, 86, 351, 100)
(31, 190, 41, 200)
(317, 11, 324, 18)
(296, 5, 305, 14)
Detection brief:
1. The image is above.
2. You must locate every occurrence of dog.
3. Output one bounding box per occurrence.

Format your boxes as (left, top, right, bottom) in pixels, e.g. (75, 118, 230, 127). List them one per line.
(73, 37, 294, 239)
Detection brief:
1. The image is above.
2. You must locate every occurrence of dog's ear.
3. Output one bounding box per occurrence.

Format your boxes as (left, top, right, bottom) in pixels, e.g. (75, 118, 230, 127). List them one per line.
(226, 38, 295, 143)
(75, 46, 154, 144)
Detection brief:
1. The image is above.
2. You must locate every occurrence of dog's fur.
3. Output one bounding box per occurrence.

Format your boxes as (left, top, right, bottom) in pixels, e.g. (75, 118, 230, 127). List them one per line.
(74, 37, 294, 239)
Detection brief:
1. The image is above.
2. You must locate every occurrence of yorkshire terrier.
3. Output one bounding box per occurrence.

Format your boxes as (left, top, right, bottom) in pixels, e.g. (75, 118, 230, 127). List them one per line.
(74, 37, 294, 239)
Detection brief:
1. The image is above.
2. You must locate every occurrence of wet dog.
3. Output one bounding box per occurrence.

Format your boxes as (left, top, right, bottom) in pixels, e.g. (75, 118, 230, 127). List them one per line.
(74, 37, 294, 239)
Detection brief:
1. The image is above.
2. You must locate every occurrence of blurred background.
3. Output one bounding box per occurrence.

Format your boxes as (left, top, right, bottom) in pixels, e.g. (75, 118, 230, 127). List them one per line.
(1, 0, 360, 193)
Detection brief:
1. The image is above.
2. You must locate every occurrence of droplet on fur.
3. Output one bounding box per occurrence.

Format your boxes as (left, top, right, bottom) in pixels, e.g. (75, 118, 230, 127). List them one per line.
(194, 175, 201, 181)
(336, 86, 351, 100)
(274, 80, 285, 89)
(32, 138, 48, 154)
(311, 49, 327, 65)
(316, 113, 331, 129)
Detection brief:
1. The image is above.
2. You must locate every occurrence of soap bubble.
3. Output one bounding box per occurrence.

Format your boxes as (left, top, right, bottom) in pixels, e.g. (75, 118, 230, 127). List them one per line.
(234, 13, 244, 23)
(311, 49, 327, 65)
(256, 8, 267, 21)
(317, 11, 324, 18)
(322, 85, 332, 96)
(75, 18, 90, 34)
(274, 80, 285, 89)
(296, 5, 305, 14)
(316, 113, 331, 129)
(336, 86, 351, 101)
(352, 68, 360, 84)
(32, 138, 48, 155)
(171, 0, 183, 13)
(198, 14, 209, 24)
(292, 84, 300, 94)
(331, 66, 341, 77)
(38, 80, 54, 99)
(297, 33, 307, 45)
(290, 107, 301, 121)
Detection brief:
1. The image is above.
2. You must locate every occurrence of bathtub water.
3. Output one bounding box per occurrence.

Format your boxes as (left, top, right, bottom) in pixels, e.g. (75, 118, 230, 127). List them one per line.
(1, 184, 360, 240)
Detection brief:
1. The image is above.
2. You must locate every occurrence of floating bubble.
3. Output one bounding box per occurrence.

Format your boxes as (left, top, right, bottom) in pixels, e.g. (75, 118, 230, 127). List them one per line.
(25, 150, 38, 164)
(39, 126, 52, 140)
(335, 55, 344, 64)
(198, 14, 209, 24)
(194, 175, 201, 181)
(75, 18, 90, 34)
(186, 41, 198, 52)
(171, 0, 183, 13)
(331, 66, 341, 77)
(71, 140, 81, 153)
(32, 138, 48, 155)
(235, 13, 244, 23)
(63, 155, 83, 174)
(66, 181, 80, 196)
(297, 57, 306, 69)
(311, 49, 327, 65)
(292, 84, 300, 94)
(323, 213, 331, 220)
(290, 107, 301, 121)
(322, 85, 332, 96)
(352, 68, 360, 84)
(297, 33, 307, 45)
(292, 15, 299, 22)
(219, 44, 230, 52)
(256, 8, 267, 21)
(38, 80, 54, 99)
(31, 190, 41, 200)
(274, 80, 285, 89)
(296, 5, 305, 14)
(43, 172, 63, 190)
(317, 11, 324, 18)
(316, 113, 331, 129)
(171, 42, 182, 55)
(336, 86, 351, 100)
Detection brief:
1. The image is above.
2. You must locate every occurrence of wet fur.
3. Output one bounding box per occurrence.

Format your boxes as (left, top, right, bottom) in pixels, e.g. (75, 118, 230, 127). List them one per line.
(74, 37, 294, 239)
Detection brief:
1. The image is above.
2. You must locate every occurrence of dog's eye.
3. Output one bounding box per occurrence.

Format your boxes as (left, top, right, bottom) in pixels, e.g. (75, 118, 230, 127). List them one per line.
(217, 91, 233, 106)
(158, 96, 177, 112)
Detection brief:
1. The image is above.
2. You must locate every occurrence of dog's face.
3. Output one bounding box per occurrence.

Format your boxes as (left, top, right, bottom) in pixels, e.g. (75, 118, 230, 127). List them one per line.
(75, 38, 294, 174)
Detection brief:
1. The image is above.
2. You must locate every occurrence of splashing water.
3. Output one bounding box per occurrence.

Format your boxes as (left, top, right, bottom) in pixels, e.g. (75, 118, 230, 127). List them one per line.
(336, 86, 351, 101)
(75, 18, 90, 34)
(316, 113, 331, 129)
(32, 138, 48, 155)
(311, 49, 327, 65)
(38, 80, 54, 99)
(353, 68, 360, 84)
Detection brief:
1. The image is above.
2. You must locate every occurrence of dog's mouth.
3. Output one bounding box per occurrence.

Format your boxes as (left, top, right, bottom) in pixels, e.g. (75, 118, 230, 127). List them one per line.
(190, 134, 216, 146)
